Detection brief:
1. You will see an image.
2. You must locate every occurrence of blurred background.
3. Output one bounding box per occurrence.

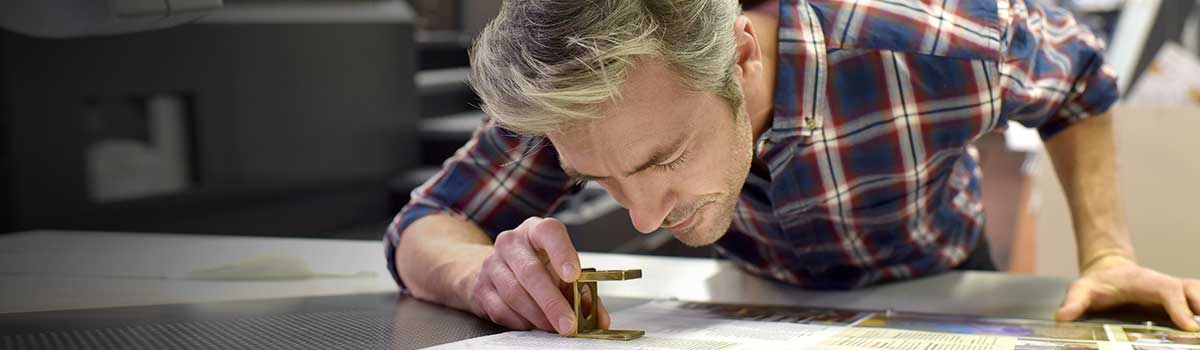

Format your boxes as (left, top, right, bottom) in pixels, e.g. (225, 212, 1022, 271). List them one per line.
(0, 0, 1197, 279)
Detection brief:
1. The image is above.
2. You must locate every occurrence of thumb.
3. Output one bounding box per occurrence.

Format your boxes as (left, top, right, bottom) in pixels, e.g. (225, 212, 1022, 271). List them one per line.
(1057, 282, 1093, 321)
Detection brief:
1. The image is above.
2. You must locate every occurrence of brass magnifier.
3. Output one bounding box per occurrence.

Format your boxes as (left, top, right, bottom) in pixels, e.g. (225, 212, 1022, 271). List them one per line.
(570, 268, 644, 340)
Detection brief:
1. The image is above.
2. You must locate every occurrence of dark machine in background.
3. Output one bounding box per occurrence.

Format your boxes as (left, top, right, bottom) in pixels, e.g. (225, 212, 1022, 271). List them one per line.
(0, 0, 709, 257)
(0, 1, 419, 237)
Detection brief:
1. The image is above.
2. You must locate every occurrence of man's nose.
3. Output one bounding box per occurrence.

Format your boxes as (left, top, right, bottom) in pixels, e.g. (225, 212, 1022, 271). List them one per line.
(621, 180, 674, 234)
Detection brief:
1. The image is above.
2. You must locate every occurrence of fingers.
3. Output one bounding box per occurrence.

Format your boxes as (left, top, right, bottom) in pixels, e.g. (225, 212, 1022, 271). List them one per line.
(1187, 280, 1200, 332)
(1160, 282, 1200, 332)
(1059, 264, 1200, 332)
(485, 254, 555, 331)
(527, 218, 581, 283)
(597, 297, 612, 330)
(468, 217, 581, 335)
(1056, 280, 1093, 321)
(1186, 280, 1200, 316)
(475, 276, 534, 330)
(495, 227, 577, 336)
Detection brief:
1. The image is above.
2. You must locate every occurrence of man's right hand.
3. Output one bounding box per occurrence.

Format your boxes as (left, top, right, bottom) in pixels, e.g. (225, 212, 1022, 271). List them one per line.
(466, 217, 610, 335)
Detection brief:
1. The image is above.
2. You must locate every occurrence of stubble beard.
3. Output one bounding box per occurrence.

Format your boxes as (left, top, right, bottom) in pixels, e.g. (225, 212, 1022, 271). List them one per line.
(672, 108, 755, 247)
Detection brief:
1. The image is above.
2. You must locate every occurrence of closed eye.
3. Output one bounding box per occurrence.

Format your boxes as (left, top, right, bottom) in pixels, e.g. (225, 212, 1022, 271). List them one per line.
(653, 148, 692, 172)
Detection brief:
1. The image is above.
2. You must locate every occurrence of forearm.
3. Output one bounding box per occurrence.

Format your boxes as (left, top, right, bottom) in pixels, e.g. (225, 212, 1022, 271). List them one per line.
(395, 214, 494, 311)
(1043, 112, 1136, 270)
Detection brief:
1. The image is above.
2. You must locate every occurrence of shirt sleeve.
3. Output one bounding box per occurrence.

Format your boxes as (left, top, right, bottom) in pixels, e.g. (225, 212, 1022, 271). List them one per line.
(996, 0, 1120, 140)
(383, 115, 579, 289)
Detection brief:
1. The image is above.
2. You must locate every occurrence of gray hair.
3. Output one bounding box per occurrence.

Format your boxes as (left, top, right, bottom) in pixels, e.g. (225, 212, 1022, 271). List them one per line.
(468, 0, 744, 135)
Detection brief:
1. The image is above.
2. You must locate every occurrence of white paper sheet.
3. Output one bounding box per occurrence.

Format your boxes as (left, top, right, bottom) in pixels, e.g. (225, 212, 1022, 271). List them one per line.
(424, 301, 1018, 350)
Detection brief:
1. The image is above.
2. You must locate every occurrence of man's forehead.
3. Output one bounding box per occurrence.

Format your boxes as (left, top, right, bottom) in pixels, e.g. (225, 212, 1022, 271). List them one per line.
(547, 59, 704, 174)
(550, 122, 652, 175)
(550, 107, 669, 157)
(550, 111, 696, 182)
(552, 96, 689, 145)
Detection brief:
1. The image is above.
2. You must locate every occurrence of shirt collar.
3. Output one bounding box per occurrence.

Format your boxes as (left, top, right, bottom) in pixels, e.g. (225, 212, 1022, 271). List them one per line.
(765, 0, 829, 144)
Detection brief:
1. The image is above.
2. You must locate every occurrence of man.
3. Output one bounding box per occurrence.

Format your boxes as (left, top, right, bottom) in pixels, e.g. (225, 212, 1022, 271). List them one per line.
(386, 0, 1200, 336)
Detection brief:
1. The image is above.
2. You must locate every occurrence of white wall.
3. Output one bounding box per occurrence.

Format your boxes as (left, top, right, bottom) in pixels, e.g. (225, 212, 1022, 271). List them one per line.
(1033, 104, 1200, 279)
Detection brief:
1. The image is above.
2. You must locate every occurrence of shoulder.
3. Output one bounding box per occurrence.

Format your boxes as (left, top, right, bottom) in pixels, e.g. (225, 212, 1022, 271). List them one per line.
(803, 0, 1005, 60)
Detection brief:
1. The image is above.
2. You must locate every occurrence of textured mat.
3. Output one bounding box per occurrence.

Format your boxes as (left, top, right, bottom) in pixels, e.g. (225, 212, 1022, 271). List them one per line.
(0, 293, 517, 350)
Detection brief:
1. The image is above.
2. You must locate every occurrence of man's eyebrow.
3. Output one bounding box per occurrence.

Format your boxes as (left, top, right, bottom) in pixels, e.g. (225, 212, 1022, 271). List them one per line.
(560, 133, 688, 182)
(562, 166, 603, 182)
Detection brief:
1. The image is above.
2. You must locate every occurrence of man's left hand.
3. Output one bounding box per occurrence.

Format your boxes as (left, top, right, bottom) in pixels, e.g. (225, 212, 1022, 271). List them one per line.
(1056, 255, 1200, 331)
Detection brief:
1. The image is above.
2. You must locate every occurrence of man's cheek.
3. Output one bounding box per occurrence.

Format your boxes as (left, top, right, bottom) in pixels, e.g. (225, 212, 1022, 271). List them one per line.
(679, 174, 724, 197)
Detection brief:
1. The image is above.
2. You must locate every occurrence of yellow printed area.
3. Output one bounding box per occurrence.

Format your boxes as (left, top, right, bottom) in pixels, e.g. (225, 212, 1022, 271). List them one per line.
(816, 327, 1017, 350)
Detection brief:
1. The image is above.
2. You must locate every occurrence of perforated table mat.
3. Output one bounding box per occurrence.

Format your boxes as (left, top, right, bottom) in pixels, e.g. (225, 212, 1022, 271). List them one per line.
(0, 292, 649, 350)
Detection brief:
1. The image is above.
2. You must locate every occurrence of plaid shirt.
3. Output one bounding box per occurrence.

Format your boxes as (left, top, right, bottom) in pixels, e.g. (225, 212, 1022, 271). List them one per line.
(385, 0, 1118, 290)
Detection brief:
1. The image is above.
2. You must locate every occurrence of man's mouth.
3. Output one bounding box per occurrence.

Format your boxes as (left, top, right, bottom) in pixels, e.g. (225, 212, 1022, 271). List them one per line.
(662, 202, 710, 230)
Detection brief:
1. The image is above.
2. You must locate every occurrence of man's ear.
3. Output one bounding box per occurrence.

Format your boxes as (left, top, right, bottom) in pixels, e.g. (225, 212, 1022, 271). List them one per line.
(732, 15, 762, 82)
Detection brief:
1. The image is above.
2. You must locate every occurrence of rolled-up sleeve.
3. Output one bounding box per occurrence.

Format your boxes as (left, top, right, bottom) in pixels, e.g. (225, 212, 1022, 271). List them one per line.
(383, 116, 577, 289)
(996, 0, 1120, 139)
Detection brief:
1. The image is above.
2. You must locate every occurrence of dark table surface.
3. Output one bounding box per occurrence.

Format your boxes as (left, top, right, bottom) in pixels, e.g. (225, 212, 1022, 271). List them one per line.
(0, 291, 652, 350)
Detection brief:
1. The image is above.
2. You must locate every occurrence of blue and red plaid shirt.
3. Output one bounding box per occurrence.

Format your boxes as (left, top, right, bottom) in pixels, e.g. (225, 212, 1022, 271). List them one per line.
(386, 0, 1119, 289)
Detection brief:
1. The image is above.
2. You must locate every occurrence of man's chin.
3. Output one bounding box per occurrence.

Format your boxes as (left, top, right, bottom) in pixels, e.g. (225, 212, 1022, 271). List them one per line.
(664, 194, 738, 247)
(669, 213, 732, 247)
(674, 232, 722, 247)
